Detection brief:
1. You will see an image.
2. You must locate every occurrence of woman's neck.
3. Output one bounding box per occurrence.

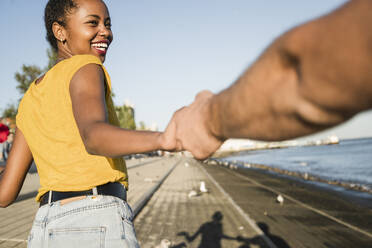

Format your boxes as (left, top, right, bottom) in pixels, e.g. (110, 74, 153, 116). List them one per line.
(57, 49, 73, 63)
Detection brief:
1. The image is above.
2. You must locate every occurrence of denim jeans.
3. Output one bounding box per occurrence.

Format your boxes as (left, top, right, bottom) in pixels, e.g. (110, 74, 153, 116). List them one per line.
(27, 195, 140, 248)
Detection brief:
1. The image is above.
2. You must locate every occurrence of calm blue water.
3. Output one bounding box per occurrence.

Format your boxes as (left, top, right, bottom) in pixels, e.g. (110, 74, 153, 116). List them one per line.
(223, 137, 372, 191)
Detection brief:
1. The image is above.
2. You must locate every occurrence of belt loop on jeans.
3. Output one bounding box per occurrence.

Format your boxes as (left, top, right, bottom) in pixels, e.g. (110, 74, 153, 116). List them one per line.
(48, 190, 52, 204)
(92, 187, 98, 195)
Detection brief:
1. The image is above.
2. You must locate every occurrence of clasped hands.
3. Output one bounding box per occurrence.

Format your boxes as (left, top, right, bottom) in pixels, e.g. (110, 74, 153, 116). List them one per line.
(161, 90, 225, 160)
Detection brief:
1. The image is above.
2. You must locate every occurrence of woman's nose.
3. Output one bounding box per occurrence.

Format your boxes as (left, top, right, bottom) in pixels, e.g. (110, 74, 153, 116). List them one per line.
(99, 25, 111, 38)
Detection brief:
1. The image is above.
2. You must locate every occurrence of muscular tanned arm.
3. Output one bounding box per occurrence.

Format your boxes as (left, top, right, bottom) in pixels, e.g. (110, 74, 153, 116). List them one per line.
(208, 0, 372, 141)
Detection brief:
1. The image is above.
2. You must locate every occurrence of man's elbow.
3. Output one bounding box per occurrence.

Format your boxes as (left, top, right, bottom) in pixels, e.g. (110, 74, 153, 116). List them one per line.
(295, 100, 349, 128)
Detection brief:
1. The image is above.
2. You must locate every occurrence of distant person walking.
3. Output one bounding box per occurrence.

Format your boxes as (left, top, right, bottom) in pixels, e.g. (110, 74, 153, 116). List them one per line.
(0, 118, 10, 162)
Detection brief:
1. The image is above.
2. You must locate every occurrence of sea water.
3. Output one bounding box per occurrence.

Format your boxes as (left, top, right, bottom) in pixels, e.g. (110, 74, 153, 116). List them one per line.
(223, 137, 372, 192)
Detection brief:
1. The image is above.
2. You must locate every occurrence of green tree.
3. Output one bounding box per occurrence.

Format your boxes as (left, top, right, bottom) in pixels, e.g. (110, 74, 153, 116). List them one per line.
(2, 48, 58, 119)
(115, 104, 136, 130)
(2, 103, 17, 119)
(13, 48, 58, 96)
(14, 64, 43, 95)
(137, 121, 147, 130)
(45, 47, 58, 70)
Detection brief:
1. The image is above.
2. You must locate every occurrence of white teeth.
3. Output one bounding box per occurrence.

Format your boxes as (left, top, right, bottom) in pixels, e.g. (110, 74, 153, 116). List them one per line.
(92, 43, 108, 48)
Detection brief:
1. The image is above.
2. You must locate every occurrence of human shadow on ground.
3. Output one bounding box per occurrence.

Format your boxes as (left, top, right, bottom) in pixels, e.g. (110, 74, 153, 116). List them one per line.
(237, 222, 291, 248)
(177, 211, 245, 248)
(177, 212, 291, 248)
(28, 161, 38, 173)
(170, 242, 187, 248)
(15, 191, 38, 203)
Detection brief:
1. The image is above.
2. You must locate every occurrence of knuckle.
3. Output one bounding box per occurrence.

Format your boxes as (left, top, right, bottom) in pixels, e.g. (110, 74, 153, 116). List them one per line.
(195, 90, 213, 101)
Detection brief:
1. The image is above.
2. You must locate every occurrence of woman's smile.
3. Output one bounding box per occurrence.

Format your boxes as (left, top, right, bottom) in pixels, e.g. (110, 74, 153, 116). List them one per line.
(91, 39, 110, 55)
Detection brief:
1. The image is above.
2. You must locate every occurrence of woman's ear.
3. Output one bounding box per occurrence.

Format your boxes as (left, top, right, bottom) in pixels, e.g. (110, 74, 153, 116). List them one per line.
(52, 21, 67, 43)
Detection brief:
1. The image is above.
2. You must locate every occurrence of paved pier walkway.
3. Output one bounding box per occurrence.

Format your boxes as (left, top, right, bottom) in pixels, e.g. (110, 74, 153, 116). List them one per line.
(0, 157, 267, 248)
(203, 160, 372, 248)
(2, 156, 371, 248)
(134, 158, 267, 248)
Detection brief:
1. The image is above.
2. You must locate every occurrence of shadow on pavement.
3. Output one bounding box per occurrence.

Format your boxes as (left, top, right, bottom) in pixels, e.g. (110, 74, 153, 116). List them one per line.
(237, 222, 291, 248)
(177, 211, 245, 248)
(28, 161, 38, 174)
(257, 222, 290, 248)
(176, 211, 291, 248)
(15, 191, 38, 203)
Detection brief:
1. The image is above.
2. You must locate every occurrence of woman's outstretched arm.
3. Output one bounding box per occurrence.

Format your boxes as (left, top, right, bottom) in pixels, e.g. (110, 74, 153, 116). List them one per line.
(0, 129, 33, 207)
(70, 63, 177, 158)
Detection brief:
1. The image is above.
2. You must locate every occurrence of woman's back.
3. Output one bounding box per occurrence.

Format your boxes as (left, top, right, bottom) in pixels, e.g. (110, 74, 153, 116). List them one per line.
(17, 55, 127, 201)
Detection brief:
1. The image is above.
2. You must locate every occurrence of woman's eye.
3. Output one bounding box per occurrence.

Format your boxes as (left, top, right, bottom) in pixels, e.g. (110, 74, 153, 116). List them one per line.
(105, 23, 112, 29)
(88, 20, 98, 26)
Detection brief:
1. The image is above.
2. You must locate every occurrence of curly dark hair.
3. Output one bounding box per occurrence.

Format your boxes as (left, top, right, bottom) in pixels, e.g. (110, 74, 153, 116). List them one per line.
(44, 0, 79, 51)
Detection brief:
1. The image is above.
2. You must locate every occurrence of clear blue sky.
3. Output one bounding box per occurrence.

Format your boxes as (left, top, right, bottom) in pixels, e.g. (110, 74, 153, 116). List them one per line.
(1, 0, 371, 139)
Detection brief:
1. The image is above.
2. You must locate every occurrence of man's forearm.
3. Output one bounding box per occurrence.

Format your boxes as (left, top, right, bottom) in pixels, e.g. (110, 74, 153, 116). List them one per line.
(207, 0, 372, 141)
(207, 49, 316, 141)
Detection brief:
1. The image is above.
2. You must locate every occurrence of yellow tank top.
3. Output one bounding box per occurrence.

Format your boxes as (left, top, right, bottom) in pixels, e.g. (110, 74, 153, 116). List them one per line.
(16, 55, 128, 202)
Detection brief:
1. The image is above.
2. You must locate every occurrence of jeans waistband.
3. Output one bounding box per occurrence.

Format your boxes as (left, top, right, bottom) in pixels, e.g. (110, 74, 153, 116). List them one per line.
(39, 182, 126, 207)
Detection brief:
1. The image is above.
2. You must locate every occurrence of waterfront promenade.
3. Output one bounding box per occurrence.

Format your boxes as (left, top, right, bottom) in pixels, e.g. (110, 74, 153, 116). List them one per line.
(1, 156, 371, 247)
(0, 157, 268, 248)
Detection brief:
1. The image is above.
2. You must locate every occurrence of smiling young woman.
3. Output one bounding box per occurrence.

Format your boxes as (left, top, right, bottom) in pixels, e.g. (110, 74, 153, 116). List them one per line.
(0, 0, 178, 247)
(51, 0, 113, 63)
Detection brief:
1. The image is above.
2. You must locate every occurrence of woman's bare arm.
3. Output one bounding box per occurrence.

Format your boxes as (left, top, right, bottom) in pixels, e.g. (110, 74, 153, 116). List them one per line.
(70, 63, 177, 157)
(0, 129, 33, 207)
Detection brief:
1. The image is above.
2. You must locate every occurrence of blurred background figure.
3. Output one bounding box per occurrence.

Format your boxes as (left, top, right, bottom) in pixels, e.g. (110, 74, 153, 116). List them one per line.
(0, 118, 10, 162)
(2, 132, 14, 162)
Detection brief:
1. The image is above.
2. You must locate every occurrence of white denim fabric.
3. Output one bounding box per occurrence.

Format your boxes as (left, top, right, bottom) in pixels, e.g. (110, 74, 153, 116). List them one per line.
(27, 194, 140, 248)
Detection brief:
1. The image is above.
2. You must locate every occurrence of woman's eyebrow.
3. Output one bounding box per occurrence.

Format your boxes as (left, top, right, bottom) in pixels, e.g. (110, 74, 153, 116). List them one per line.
(85, 14, 100, 19)
(85, 15, 111, 22)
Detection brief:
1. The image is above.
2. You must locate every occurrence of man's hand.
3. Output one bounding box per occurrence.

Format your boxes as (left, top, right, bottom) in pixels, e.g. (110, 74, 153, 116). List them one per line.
(160, 114, 182, 151)
(172, 90, 225, 160)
